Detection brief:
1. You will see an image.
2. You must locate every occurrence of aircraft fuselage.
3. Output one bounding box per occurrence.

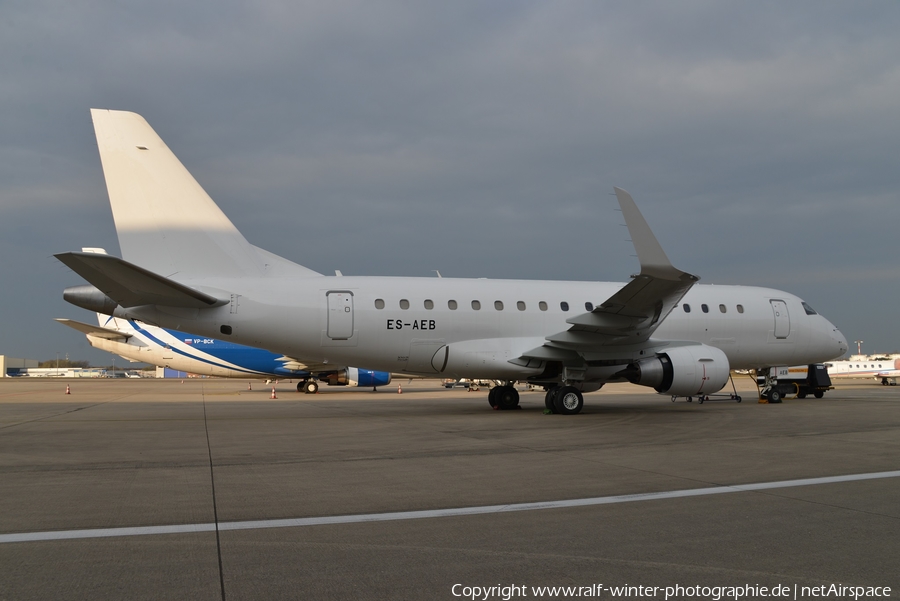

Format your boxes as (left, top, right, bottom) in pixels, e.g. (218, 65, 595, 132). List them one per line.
(121, 276, 846, 382)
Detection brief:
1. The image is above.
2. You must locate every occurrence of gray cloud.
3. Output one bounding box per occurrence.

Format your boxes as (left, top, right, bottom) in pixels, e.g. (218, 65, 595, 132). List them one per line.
(3, 0, 900, 363)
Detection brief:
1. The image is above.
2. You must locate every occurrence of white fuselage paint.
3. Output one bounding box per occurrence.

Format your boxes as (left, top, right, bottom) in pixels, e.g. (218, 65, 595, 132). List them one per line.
(124, 276, 846, 382)
(825, 356, 900, 381)
(87, 328, 265, 379)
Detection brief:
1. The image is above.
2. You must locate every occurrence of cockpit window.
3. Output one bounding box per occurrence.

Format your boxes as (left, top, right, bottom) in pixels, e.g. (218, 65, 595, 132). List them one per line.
(801, 301, 818, 315)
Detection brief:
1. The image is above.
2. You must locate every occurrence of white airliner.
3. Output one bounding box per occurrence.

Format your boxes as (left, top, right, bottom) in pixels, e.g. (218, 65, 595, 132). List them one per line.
(824, 356, 900, 386)
(56, 109, 848, 414)
(56, 309, 391, 393)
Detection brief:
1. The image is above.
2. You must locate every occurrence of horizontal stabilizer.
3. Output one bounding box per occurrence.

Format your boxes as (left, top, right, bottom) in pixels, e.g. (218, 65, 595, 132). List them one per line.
(55, 318, 130, 340)
(55, 252, 226, 309)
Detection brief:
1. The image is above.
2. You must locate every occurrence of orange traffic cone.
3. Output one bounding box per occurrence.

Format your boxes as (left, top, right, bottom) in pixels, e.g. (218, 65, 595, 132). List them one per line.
(271, 387, 277, 399)
(65, 385, 70, 395)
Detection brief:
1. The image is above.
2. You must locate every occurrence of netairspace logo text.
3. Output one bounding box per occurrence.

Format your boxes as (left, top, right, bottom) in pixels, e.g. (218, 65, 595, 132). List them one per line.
(450, 583, 893, 600)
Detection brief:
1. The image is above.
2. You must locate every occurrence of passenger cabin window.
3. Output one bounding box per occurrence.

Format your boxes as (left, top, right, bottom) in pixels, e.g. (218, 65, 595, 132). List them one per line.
(737, 304, 744, 314)
(374, 299, 385, 309)
(539, 301, 548, 311)
(448, 300, 458, 310)
(701, 304, 709, 313)
(471, 300, 481, 310)
(802, 301, 818, 315)
(560, 302, 569, 312)
(719, 304, 727, 313)
(517, 301, 526, 311)
(494, 301, 504, 311)
(424, 299, 434, 310)
(683, 304, 691, 313)
(585, 302, 594, 311)
(399, 299, 410, 310)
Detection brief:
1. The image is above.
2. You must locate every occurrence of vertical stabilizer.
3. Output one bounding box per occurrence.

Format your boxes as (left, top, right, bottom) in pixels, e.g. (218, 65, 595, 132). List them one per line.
(91, 109, 269, 280)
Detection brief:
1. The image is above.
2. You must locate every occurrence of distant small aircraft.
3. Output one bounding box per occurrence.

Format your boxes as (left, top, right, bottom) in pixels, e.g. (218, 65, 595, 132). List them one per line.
(824, 356, 900, 386)
(56, 311, 391, 393)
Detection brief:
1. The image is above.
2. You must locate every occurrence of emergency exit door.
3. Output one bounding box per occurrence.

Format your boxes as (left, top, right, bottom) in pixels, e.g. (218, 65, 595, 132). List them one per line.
(770, 299, 790, 339)
(326, 291, 354, 340)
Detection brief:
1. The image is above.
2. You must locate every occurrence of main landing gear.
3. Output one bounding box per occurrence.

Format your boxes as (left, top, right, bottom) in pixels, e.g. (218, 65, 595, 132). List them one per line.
(483, 383, 585, 414)
(488, 385, 520, 410)
(544, 385, 584, 415)
(298, 380, 318, 394)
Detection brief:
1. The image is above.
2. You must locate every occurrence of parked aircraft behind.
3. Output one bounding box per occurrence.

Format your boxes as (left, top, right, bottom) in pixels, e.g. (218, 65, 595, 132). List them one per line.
(57, 109, 848, 414)
(825, 356, 900, 386)
(56, 312, 391, 393)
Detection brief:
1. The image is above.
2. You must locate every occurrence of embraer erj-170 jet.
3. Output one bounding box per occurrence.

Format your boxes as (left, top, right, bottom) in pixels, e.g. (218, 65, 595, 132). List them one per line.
(56, 109, 848, 414)
(56, 307, 391, 393)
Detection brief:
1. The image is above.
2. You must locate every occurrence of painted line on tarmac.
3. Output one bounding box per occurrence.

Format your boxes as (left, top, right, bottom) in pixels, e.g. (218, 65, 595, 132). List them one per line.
(3, 470, 899, 544)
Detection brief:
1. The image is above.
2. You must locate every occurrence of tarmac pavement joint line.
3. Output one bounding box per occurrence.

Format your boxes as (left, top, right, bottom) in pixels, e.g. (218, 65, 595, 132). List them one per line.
(2, 469, 898, 544)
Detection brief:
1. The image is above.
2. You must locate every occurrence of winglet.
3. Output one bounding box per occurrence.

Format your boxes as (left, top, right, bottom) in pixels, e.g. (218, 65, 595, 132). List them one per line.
(614, 187, 697, 282)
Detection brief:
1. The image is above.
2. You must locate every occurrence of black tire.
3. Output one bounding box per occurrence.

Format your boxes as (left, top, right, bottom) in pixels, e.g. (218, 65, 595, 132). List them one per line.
(303, 380, 319, 394)
(496, 386, 520, 410)
(488, 386, 499, 408)
(767, 389, 782, 403)
(297, 381, 304, 392)
(553, 386, 584, 415)
(797, 391, 807, 399)
(813, 391, 824, 399)
(544, 387, 558, 413)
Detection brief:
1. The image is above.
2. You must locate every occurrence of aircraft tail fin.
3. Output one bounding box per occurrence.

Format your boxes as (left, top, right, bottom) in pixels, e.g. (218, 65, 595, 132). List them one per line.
(90, 109, 320, 280)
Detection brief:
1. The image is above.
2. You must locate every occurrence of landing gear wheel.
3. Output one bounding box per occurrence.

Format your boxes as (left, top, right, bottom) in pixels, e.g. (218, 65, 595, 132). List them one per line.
(544, 387, 559, 413)
(495, 386, 520, 410)
(767, 389, 782, 404)
(303, 380, 319, 394)
(553, 386, 584, 415)
(488, 386, 499, 408)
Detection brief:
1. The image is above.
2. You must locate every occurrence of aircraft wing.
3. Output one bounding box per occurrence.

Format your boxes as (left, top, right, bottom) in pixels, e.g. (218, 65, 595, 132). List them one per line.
(276, 356, 335, 374)
(536, 188, 698, 352)
(55, 318, 131, 340)
(55, 252, 226, 309)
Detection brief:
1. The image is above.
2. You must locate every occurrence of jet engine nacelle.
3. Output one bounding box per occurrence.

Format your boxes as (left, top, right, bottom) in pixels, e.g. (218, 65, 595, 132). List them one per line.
(324, 367, 392, 388)
(622, 344, 730, 396)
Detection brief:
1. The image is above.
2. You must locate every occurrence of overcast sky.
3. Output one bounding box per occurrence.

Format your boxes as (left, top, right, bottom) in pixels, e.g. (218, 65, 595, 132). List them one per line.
(2, 1, 899, 365)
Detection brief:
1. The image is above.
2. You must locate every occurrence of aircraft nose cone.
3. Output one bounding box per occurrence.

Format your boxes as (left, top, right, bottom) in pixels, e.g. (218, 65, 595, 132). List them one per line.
(833, 327, 848, 356)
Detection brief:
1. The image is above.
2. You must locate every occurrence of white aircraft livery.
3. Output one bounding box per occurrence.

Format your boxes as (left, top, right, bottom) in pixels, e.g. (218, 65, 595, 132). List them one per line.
(56, 312, 391, 393)
(56, 109, 848, 414)
(825, 356, 900, 386)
